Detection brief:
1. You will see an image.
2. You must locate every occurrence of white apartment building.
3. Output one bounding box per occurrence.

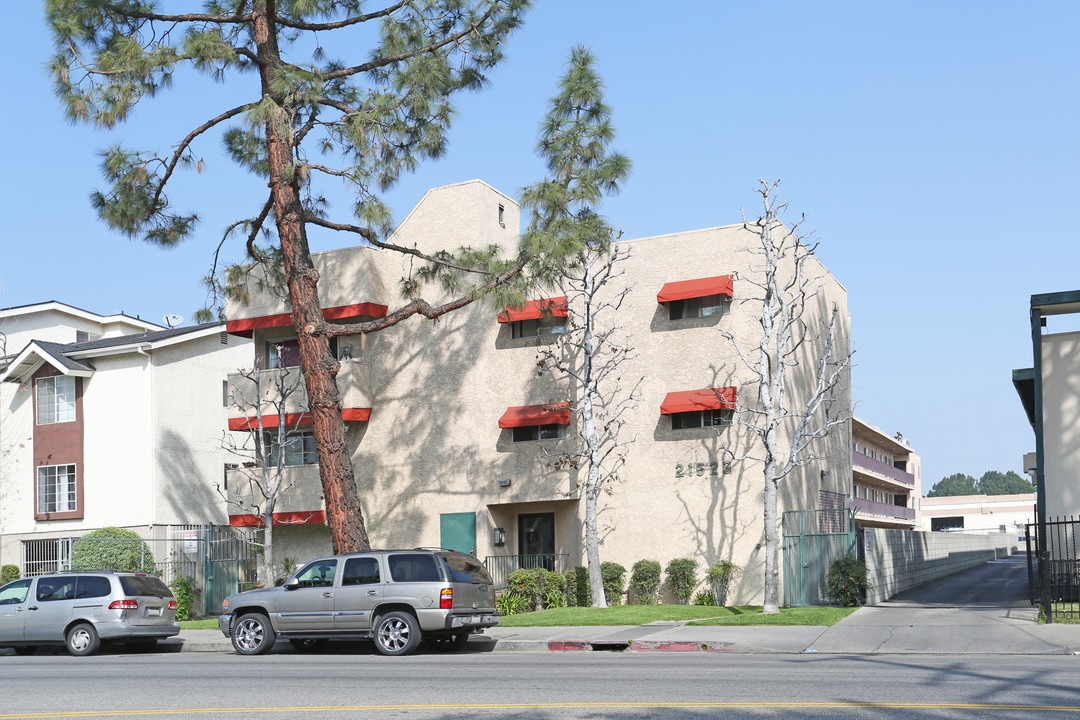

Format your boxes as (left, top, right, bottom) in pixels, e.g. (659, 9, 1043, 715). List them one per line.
(0, 302, 251, 574)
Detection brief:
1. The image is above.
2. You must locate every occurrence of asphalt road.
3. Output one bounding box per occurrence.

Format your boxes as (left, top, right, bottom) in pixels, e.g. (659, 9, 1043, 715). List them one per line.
(2, 648, 1079, 718)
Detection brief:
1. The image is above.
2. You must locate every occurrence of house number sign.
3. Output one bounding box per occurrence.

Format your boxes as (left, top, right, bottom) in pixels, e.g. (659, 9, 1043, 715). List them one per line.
(674, 461, 730, 478)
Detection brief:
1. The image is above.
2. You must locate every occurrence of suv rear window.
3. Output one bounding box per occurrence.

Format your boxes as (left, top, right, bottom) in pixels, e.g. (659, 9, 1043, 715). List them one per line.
(119, 575, 173, 598)
(440, 551, 494, 584)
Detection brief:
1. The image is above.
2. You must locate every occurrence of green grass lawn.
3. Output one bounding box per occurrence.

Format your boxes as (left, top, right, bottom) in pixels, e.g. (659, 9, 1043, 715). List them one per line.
(497, 604, 857, 627)
(182, 605, 857, 631)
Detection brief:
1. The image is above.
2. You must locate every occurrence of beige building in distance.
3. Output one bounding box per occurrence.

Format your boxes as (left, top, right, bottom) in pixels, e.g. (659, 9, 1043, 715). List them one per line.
(850, 417, 921, 530)
(223, 179, 854, 605)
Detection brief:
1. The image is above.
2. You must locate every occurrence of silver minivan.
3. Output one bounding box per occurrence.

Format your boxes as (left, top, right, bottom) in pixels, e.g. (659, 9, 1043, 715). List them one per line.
(0, 572, 180, 656)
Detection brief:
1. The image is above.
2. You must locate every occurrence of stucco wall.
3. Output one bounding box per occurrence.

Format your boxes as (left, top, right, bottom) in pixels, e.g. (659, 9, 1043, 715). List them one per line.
(861, 528, 1017, 605)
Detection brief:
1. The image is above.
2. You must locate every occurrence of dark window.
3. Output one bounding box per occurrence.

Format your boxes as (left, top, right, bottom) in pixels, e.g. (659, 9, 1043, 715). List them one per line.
(37, 579, 75, 602)
(671, 409, 733, 430)
(667, 294, 730, 321)
(387, 553, 441, 583)
(511, 317, 566, 339)
(342, 557, 381, 586)
(440, 551, 494, 584)
(512, 424, 566, 443)
(118, 575, 173, 598)
(931, 516, 965, 532)
(75, 576, 112, 599)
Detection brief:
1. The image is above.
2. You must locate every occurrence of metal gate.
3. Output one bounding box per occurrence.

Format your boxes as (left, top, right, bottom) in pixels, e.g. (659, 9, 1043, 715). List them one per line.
(782, 508, 856, 607)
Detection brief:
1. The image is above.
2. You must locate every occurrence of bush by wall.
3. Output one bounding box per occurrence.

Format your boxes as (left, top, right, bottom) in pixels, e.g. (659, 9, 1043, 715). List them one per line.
(664, 558, 698, 604)
(600, 562, 626, 606)
(171, 575, 197, 621)
(564, 566, 590, 607)
(705, 560, 742, 606)
(628, 559, 662, 605)
(502, 567, 566, 614)
(827, 554, 867, 607)
(1, 565, 19, 585)
(70, 527, 156, 573)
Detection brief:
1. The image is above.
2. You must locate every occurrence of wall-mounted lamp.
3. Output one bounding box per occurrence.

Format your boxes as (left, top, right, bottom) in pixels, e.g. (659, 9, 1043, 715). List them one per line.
(498, 478, 512, 487)
(821, 469, 831, 480)
(493, 527, 506, 546)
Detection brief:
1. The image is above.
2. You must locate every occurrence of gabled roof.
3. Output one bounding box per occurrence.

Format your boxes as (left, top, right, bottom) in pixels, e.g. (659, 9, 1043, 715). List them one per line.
(1, 324, 227, 383)
(0, 300, 163, 333)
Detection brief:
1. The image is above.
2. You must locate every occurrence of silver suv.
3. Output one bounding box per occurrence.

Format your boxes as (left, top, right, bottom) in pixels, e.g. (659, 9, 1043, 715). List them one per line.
(218, 549, 499, 656)
(0, 571, 180, 656)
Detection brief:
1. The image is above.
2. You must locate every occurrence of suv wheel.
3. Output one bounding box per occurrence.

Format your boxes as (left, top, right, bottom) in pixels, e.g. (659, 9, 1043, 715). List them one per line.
(232, 612, 275, 655)
(66, 623, 100, 656)
(373, 611, 420, 656)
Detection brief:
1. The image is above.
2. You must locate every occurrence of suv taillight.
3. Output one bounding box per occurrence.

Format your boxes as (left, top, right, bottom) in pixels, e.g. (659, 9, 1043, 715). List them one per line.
(109, 600, 139, 610)
(440, 588, 453, 610)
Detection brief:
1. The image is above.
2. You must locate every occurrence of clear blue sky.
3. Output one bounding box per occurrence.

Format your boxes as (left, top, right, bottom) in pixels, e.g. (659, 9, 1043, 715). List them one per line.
(3, 2, 1078, 490)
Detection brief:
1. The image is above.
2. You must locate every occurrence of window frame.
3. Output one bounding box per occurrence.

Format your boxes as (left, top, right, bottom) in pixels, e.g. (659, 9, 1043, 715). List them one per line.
(512, 423, 567, 443)
(35, 376, 76, 425)
(670, 408, 734, 431)
(36, 463, 78, 515)
(667, 294, 731, 321)
(265, 430, 318, 467)
(511, 316, 567, 340)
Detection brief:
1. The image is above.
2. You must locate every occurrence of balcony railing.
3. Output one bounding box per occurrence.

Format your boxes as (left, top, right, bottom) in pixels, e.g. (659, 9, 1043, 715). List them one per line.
(483, 553, 569, 590)
(849, 497, 916, 522)
(852, 451, 915, 487)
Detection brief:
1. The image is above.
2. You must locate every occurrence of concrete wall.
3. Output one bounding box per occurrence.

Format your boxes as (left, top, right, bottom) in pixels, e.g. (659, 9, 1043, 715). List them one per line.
(862, 528, 1016, 605)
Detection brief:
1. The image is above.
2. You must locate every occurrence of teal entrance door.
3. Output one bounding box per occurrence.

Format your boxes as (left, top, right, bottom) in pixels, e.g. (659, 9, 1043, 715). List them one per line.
(440, 512, 477, 555)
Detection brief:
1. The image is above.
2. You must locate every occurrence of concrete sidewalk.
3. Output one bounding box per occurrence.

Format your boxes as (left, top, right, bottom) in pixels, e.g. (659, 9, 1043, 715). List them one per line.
(171, 609, 1080, 655)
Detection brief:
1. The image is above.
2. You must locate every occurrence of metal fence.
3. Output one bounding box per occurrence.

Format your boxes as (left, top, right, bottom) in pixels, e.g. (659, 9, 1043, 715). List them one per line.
(1028, 514, 1080, 623)
(483, 553, 569, 590)
(19, 525, 260, 617)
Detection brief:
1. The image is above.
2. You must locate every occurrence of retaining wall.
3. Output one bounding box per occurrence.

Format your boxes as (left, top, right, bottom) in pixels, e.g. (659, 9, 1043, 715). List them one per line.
(862, 528, 1017, 605)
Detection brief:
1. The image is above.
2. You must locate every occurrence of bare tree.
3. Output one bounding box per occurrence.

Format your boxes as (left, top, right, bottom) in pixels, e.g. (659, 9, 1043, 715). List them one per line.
(538, 243, 640, 608)
(721, 180, 852, 614)
(220, 354, 312, 587)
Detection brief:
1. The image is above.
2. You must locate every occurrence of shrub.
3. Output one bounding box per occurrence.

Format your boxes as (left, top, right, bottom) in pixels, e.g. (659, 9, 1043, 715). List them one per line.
(664, 558, 698, 604)
(628, 559, 662, 605)
(705, 560, 742, 606)
(827, 555, 867, 607)
(0, 565, 19, 585)
(505, 567, 566, 612)
(564, 566, 590, 607)
(600, 562, 626, 606)
(70, 527, 156, 573)
(496, 590, 528, 616)
(692, 590, 716, 606)
(171, 575, 197, 621)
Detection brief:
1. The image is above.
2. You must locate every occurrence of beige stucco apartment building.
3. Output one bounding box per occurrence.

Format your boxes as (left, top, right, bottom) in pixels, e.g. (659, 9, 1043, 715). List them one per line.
(222, 180, 854, 604)
(851, 417, 921, 530)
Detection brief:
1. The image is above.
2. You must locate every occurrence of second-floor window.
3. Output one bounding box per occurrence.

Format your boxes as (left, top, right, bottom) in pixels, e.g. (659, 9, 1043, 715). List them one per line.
(266, 430, 318, 466)
(36, 376, 76, 425)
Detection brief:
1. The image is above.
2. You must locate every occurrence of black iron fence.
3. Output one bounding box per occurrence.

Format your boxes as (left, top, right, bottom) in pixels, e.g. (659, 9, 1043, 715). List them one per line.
(1027, 513, 1080, 622)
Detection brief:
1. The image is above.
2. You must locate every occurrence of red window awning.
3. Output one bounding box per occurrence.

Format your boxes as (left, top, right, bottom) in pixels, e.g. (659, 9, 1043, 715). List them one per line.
(656, 276, 733, 303)
(497, 297, 568, 323)
(226, 302, 388, 337)
(228, 407, 371, 431)
(498, 402, 571, 428)
(659, 387, 737, 414)
(230, 510, 327, 527)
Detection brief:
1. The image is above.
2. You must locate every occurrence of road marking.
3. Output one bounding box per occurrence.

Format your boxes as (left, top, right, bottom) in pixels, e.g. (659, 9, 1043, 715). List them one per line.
(1, 702, 1080, 718)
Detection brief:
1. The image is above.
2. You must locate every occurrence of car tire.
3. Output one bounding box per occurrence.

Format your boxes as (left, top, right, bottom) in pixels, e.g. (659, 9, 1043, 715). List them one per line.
(373, 611, 421, 656)
(232, 612, 275, 656)
(288, 638, 328, 653)
(12, 646, 37, 656)
(66, 623, 100, 657)
(425, 633, 470, 652)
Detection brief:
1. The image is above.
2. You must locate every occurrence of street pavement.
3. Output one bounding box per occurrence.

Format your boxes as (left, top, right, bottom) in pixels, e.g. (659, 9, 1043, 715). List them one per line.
(174, 555, 1080, 656)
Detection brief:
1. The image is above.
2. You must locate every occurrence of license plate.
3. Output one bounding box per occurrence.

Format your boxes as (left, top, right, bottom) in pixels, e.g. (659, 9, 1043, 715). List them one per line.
(146, 607, 161, 617)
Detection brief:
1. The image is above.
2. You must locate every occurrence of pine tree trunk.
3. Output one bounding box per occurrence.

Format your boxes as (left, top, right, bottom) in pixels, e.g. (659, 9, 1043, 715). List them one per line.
(253, 3, 369, 554)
